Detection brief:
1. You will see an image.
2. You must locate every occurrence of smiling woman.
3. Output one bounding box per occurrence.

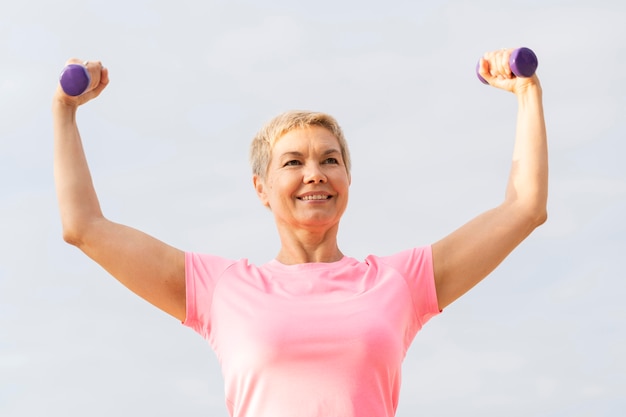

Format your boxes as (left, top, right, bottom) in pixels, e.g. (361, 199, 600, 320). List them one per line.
(52, 47, 547, 417)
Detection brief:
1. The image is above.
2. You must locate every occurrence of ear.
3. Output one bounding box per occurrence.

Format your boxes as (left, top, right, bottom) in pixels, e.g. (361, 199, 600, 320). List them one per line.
(253, 175, 271, 208)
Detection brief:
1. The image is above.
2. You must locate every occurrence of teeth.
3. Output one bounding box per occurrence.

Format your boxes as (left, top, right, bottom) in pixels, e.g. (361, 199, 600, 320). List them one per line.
(300, 195, 329, 201)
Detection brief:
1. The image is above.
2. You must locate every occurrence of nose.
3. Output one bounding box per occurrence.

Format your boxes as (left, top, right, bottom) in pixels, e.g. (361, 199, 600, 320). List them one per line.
(304, 163, 327, 184)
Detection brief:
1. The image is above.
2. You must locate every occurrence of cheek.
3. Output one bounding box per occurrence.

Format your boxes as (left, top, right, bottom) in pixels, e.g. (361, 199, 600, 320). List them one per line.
(333, 173, 351, 191)
(264, 179, 287, 204)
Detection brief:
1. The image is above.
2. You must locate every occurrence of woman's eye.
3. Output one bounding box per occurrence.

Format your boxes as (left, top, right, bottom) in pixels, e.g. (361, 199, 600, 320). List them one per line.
(324, 157, 339, 164)
(284, 160, 301, 166)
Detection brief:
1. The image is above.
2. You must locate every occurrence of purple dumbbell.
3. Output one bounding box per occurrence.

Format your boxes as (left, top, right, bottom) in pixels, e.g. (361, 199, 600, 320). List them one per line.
(476, 47, 538, 84)
(59, 63, 91, 96)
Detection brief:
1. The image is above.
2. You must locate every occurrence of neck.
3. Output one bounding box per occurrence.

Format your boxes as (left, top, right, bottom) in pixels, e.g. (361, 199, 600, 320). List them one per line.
(274, 224, 344, 265)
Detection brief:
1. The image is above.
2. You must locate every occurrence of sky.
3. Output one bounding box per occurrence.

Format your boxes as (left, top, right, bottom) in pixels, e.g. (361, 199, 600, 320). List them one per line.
(1, 0, 625, 416)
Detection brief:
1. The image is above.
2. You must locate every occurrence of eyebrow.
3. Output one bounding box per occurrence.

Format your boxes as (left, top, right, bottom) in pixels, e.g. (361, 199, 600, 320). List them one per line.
(279, 149, 341, 159)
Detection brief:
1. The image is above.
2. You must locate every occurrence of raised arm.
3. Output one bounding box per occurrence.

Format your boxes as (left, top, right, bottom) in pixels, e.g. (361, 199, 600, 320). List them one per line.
(53, 59, 186, 321)
(432, 48, 548, 310)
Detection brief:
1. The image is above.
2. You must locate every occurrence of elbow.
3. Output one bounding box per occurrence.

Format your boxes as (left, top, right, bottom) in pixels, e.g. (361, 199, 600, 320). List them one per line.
(505, 199, 548, 230)
(505, 189, 548, 229)
(533, 208, 548, 228)
(61, 225, 84, 247)
(60, 217, 99, 248)
(524, 203, 548, 230)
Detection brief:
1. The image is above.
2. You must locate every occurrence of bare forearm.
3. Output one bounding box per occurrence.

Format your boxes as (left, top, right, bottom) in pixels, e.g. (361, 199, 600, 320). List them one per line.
(53, 100, 104, 245)
(505, 81, 548, 223)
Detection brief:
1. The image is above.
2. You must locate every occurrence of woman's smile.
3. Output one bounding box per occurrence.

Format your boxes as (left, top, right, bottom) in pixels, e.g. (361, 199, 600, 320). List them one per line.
(297, 192, 332, 201)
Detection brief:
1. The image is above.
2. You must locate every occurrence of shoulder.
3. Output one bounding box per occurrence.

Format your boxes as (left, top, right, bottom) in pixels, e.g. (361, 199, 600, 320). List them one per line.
(185, 252, 261, 284)
(366, 246, 433, 271)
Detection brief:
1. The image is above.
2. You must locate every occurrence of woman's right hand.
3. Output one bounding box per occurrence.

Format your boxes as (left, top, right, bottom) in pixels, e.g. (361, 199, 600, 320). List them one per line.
(54, 58, 109, 108)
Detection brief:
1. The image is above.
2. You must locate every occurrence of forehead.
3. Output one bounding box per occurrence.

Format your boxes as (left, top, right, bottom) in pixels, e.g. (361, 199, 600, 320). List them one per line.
(272, 125, 340, 154)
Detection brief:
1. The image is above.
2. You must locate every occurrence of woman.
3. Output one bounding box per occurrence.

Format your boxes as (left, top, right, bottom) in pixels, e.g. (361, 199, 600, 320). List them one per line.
(53, 48, 547, 417)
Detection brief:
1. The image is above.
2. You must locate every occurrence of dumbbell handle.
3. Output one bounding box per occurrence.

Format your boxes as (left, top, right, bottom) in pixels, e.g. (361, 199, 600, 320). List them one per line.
(59, 63, 91, 96)
(477, 47, 538, 84)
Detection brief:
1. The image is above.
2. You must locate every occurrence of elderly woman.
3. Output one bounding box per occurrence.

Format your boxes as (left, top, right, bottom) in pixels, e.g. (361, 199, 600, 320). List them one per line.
(52, 48, 547, 417)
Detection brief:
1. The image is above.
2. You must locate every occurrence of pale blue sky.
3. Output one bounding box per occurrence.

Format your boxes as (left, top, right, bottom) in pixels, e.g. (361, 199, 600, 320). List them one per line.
(1, 1, 625, 416)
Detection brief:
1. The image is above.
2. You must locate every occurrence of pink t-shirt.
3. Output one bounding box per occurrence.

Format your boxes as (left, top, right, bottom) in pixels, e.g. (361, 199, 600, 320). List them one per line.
(183, 246, 440, 417)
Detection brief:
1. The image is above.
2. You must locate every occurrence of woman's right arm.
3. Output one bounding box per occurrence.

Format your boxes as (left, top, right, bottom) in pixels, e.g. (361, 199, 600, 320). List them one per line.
(53, 59, 186, 321)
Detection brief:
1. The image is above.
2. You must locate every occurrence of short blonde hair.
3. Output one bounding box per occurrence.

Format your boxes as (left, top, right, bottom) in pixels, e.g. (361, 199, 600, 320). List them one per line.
(250, 110, 351, 178)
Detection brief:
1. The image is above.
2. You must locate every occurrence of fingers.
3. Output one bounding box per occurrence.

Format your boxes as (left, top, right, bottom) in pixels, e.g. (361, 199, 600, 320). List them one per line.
(82, 60, 105, 91)
(482, 48, 513, 80)
(82, 60, 108, 99)
(477, 48, 520, 93)
(89, 66, 109, 99)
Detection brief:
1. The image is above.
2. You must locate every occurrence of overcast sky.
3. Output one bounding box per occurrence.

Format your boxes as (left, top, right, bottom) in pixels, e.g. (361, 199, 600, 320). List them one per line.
(1, 0, 625, 416)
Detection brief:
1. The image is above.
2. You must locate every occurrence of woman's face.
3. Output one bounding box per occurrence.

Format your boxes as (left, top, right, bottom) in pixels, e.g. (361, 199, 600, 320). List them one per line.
(254, 125, 351, 233)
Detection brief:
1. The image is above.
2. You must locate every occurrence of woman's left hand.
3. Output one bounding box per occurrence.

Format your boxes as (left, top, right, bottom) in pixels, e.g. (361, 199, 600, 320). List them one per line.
(477, 48, 539, 95)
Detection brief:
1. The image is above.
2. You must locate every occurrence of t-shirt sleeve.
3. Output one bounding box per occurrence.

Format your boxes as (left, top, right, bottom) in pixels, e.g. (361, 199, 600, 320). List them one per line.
(380, 245, 441, 327)
(183, 252, 237, 339)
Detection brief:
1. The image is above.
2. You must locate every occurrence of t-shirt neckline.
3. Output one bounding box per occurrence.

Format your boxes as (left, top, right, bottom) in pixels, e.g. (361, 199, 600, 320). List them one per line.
(266, 256, 352, 271)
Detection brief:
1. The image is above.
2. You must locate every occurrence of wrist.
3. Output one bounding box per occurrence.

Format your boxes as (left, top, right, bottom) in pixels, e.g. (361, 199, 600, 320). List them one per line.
(514, 77, 543, 100)
(52, 90, 79, 119)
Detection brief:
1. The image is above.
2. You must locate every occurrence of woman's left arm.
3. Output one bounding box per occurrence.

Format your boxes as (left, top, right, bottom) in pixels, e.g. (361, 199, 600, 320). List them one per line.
(432, 48, 548, 310)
